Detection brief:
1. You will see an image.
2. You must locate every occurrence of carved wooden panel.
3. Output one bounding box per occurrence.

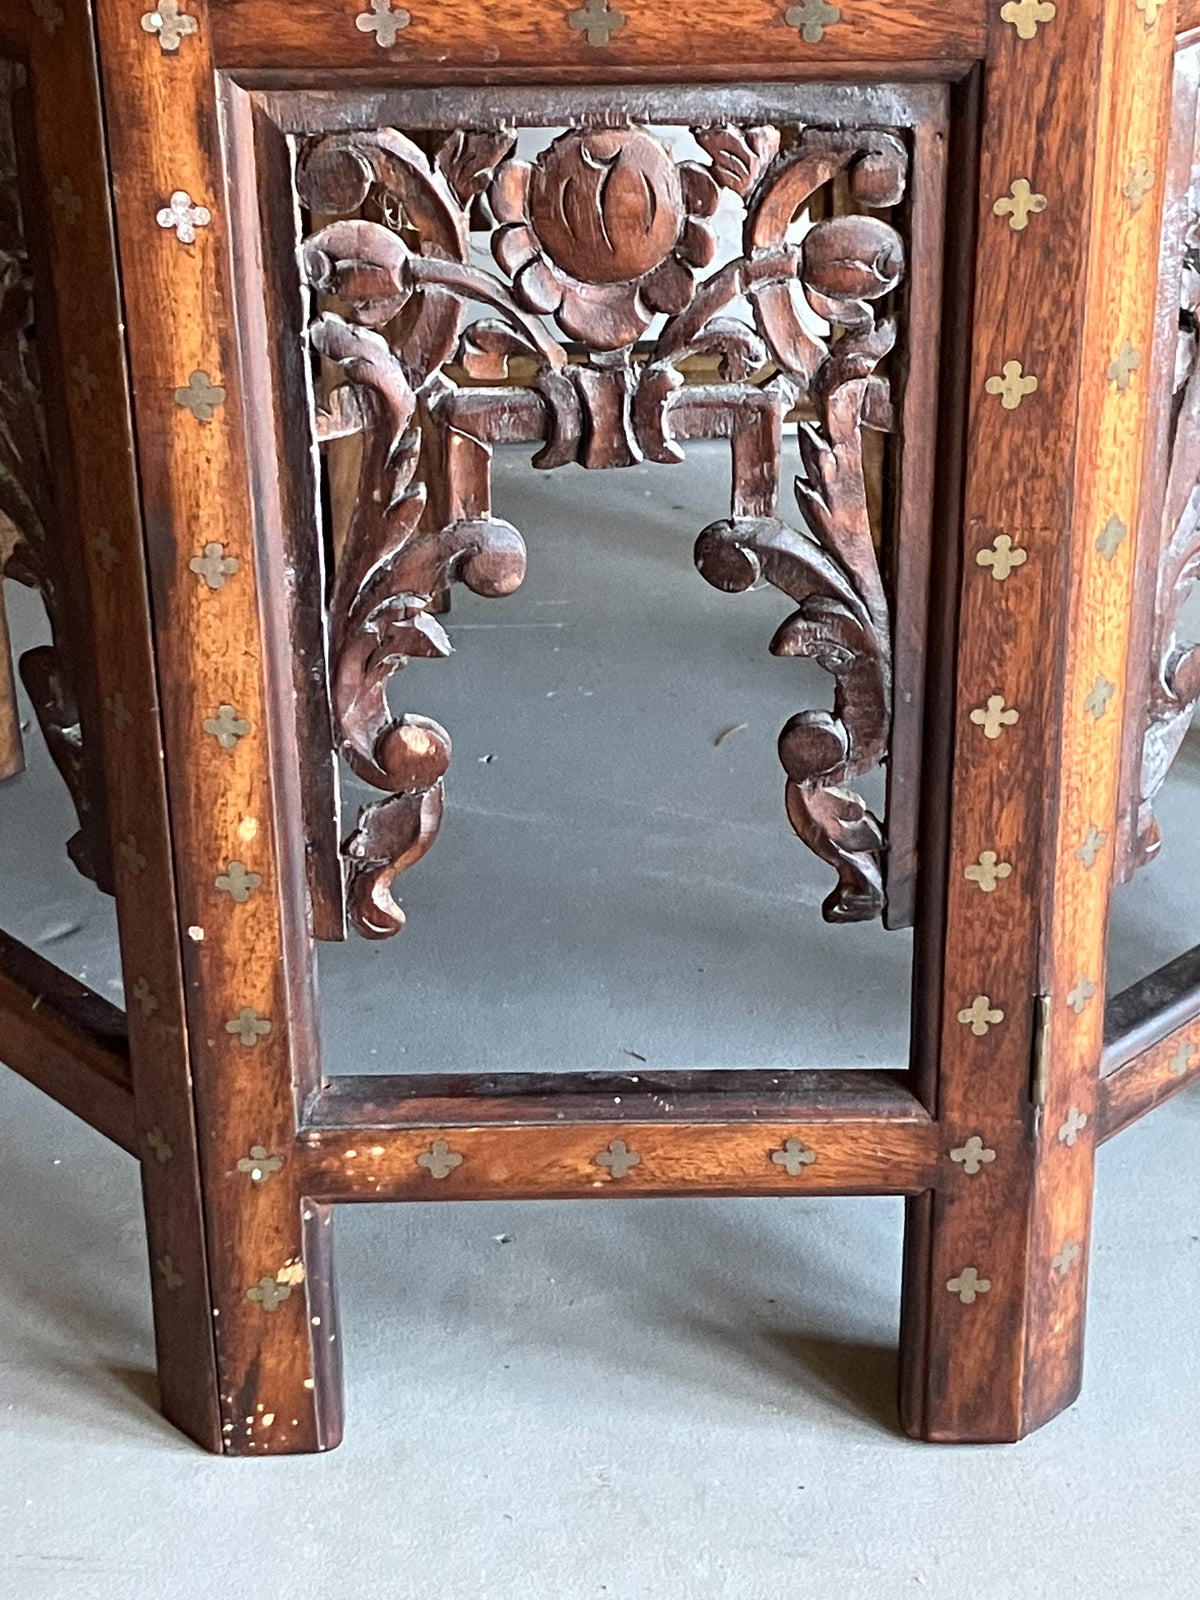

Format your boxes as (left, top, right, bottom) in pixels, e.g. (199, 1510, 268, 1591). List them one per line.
(0, 59, 108, 885)
(274, 97, 936, 942)
(1121, 46, 1200, 880)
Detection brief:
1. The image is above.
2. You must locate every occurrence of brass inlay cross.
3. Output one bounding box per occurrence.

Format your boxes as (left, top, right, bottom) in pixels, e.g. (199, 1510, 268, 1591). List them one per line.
(140, 0, 198, 50)
(52, 176, 83, 225)
(999, 0, 1055, 37)
(970, 694, 1019, 739)
(131, 977, 159, 1016)
(225, 1007, 272, 1047)
(156, 190, 210, 244)
(189, 541, 238, 590)
(949, 1136, 996, 1176)
(1084, 675, 1116, 719)
(146, 1127, 173, 1164)
(1123, 156, 1155, 212)
(1096, 514, 1128, 561)
(355, 0, 411, 47)
(1074, 825, 1107, 869)
(1066, 975, 1098, 1014)
(91, 528, 119, 572)
(1136, 0, 1166, 27)
(595, 1139, 641, 1179)
(567, 0, 626, 43)
(203, 703, 251, 750)
(993, 178, 1046, 231)
(31, 0, 63, 34)
(71, 355, 101, 396)
(157, 1255, 184, 1290)
(1106, 339, 1142, 391)
(105, 692, 133, 731)
(417, 1139, 464, 1179)
(946, 1267, 991, 1304)
(1057, 1105, 1089, 1146)
(175, 370, 226, 422)
(958, 996, 1004, 1036)
(247, 1275, 292, 1312)
(1169, 1039, 1198, 1077)
(976, 534, 1027, 580)
(784, 0, 841, 41)
(1052, 1239, 1081, 1276)
(985, 360, 1038, 409)
(771, 1137, 817, 1175)
(119, 834, 147, 874)
(238, 1145, 284, 1183)
(215, 860, 262, 903)
(964, 851, 1012, 892)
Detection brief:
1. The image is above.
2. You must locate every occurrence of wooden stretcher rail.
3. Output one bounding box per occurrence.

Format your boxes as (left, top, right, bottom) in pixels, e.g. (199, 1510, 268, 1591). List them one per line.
(1099, 943, 1200, 1141)
(0, 929, 136, 1154)
(298, 1069, 938, 1201)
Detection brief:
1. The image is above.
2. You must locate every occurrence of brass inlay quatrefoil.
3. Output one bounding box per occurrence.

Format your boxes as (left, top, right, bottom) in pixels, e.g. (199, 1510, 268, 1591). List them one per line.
(964, 851, 1012, 892)
(156, 190, 210, 244)
(946, 1267, 991, 1304)
(1096, 514, 1128, 561)
(225, 1007, 272, 1047)
(1057, 1105, 1088, 1145)
(976, 534, 1027, 580)
(146, 1127, 173, 1164)
(91, 528, 119, 572)
(784, 0, 841, 42)
(999, 0, 1055, 36)
(1107, 339, 1142, 391)
(949, 1136, 995, 1175)
(203, 703, 251, 750)
(771, 1137, 817, 1175)
(958, 995, 1004, 1036)
(1123, 157, 1155, 212)
(119, 834, 147, 874)
(72, 355, 101, 396)
(140, 0, 197, 50)
(1074, 825, 1107, 869)
(969, 694, 1019, 739)
(595, 1139, 641, 1179)
(131, 977, 159, 1016)
(355, 0, 410, 47)
(1169, 1039, 1198, 1077)
(567, 0, 627, 45)
(1084, 675, 1116, 719)
(238, 1145, 283, 1183)
(1052, 1239, 1081, 1276)
(31, 0, 63, 35)
(53, 176, 83, 225)
(247, 1275, 291, 1312)
(993, 178, 1046, 231)
(416, 1139, 464, 1179)
(157, 1255, 184, 1290)
(174, 370, 226, 422)
(189, 542, 238, 590)
(1066, 975, 1097, 1015)
(105, 692, 133, 731)
(215, 860, 262, 903)
(985, 360, 1038, 409)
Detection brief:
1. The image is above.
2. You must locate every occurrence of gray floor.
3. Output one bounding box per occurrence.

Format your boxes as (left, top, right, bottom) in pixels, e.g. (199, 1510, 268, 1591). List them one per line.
(1, 446, 1198, 1597)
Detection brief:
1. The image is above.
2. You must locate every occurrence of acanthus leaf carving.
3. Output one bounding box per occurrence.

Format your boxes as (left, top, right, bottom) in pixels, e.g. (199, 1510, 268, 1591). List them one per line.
(297, 118, 909, 935)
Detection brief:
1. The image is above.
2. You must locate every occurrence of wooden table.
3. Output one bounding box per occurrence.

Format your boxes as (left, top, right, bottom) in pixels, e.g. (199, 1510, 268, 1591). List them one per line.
(1, 0, 1198, 1453)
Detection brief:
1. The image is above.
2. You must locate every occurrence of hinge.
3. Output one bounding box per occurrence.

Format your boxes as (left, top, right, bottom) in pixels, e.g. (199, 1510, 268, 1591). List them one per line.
(1030, 991, 1052, 1107)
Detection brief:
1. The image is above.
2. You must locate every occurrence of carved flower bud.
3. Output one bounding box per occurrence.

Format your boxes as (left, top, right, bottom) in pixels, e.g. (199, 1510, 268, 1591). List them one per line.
(528, 129, 683, 286)
(800, 215, 905, 303)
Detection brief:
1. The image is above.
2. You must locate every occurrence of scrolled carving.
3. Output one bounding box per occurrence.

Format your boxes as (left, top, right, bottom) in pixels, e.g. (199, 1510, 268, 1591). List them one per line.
(296, 117, 908, 935)
(1128, 170, 1200, 873)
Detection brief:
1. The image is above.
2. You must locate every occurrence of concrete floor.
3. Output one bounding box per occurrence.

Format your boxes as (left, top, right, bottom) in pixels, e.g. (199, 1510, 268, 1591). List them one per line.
(1, 445, 1198, 1597)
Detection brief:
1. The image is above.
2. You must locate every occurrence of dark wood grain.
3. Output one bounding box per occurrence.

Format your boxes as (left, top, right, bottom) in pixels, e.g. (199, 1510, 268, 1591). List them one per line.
(0, 931, 135, 1152)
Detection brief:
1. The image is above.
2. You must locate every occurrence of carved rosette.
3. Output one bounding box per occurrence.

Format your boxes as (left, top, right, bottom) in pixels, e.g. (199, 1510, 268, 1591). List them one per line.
(296, 119, 907, 936)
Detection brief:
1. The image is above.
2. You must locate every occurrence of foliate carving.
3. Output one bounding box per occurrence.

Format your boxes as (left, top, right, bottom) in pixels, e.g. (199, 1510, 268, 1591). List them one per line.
(296, 121, 908, 936)
(0, 61, 106, 883)
(1129, 182, 1200, 871)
